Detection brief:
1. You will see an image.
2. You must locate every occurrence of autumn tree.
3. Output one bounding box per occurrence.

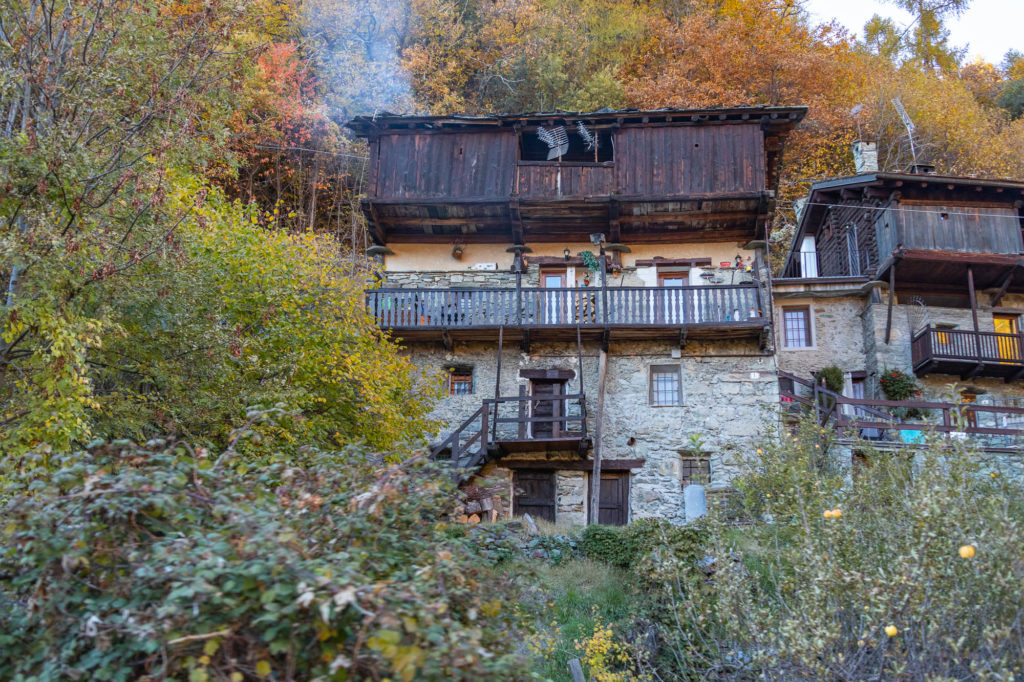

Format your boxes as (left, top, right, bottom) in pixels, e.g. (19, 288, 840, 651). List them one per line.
(0, 0, 435, 457)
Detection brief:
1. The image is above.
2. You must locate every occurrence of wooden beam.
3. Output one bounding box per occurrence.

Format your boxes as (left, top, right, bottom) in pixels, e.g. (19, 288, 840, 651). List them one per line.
(588, 348, 608, 525)
(500, 458, 645, 471)
(967, 265, 980, 333)
(885, 262, 896, 344)
(509, 199, 524, 244)
(989, 263, 1021, 307)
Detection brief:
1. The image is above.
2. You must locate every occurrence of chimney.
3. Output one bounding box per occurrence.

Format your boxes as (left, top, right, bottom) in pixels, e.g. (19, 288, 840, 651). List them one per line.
(852, 141, 878, 173)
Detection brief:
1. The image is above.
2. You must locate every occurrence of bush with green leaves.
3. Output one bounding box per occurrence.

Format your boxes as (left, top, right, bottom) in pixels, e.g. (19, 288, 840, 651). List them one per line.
(0, 436, 529, 681)
(581, 524, 633, 568)
(817, 365, 844, 394)
(580, 518, 707, 578)
(649, 418, 1024, 680)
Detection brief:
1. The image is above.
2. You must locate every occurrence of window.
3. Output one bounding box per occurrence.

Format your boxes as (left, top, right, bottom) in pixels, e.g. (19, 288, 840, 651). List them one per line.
(681, 457, 710, 486)
(782, 306, 813, 348)
(649, 365, 682, 406)
(519, 126, 614, 162)
(448, 366, 473, 395)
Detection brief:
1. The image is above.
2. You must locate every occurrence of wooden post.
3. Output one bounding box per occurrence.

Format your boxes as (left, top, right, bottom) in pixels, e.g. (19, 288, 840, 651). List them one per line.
(884, 263, 896, 344)
(599, 248, 609, 326)
(568, 658, 587, 682)
(967, 265, 982, 365)
(493, 326, 503, 442)
(589, 348, 608, 525)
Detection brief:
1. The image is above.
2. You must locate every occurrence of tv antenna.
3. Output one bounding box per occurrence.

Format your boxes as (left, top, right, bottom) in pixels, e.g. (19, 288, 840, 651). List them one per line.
(576, 121, 600, 162)
(891, 98, 918, 166)
(537, 126, 569, 161)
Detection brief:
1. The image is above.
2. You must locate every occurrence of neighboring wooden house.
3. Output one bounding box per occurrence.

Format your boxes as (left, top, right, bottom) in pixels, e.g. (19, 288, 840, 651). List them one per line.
(348, 107, 806, 525)
(775, 167, 1024, 455)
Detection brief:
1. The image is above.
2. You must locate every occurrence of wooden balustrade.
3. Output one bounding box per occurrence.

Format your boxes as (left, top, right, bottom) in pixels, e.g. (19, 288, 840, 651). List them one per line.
(367, 284, 764, 330)
(911, 326, 1024, 381)
(778, 370, 1024, 445)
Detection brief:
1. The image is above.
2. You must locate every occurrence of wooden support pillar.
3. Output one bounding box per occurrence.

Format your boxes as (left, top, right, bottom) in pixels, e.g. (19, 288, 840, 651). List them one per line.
(492, 326, 503, 442)
(967, 265, 983, 370)
(885, 263, 896, 344)
(588, 348, 608, 525)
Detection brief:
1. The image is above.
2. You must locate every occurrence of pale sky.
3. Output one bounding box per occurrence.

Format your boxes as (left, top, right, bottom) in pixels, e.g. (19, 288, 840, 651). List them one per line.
(802, 0, 1023, 66)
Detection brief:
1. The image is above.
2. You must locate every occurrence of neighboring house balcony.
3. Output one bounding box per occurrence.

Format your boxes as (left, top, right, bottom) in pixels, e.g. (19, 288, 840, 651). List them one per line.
(779, 371, 1024, 453)
(911, 326, 1024, 382)
(366, 283, 768, 347)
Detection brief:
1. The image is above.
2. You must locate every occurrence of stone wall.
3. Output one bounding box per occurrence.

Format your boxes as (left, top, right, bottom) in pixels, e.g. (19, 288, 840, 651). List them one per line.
(406, 337, 775, 526)
(775, 295, 869, 379)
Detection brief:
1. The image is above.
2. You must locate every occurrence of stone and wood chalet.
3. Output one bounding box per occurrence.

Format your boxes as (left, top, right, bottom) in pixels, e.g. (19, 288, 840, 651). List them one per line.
(775, 155, 1024, 460)
(346, 110, 1024, 526)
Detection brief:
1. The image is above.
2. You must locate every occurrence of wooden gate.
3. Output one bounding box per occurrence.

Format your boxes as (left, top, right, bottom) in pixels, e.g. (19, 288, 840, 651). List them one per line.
(589, 473, 630, 526)
(513, 471, 556, 523)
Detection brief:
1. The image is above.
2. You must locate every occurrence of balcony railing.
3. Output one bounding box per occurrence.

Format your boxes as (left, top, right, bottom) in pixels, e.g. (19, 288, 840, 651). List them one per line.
(912, 326, 1024, 381)
(367, 284, 765, 330)
(778, 371, 1024, 450)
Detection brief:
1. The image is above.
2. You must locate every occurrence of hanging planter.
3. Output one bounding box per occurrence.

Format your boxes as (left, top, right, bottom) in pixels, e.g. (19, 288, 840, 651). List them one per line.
(578, 250, 601, 272)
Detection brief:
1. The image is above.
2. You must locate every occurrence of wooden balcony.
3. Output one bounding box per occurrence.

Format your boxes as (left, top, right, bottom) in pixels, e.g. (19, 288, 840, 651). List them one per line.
(779, 371, 1024, 452)
(366, 284, 768, 345)
(911, 327, 1024, 382)
(431, 394, 591, 475)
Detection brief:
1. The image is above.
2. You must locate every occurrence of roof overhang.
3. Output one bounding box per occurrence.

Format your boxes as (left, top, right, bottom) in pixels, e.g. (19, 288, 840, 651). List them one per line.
(346, 106, 807, 136)
(876, 249, 1024, 293)
(781, 172, 1024, 276)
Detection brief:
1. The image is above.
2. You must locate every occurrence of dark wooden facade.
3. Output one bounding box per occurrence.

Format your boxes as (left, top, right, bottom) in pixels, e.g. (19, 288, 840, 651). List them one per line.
(782, 172, 1024, 295)
(348, 107, 805, 245)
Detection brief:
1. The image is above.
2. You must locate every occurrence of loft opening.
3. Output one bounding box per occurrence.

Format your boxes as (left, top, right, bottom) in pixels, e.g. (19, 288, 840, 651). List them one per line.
(519, 125, 614, 162)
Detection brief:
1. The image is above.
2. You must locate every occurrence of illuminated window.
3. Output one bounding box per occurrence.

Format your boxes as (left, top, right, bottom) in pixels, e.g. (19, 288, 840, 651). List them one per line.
(783, 306, 813, 348)
(649, 365, 682, 406)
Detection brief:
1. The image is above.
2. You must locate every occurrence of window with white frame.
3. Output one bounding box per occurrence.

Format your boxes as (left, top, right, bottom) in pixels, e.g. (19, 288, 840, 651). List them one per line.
(782, 306, 813, 348)
(649, 365, 682, 406)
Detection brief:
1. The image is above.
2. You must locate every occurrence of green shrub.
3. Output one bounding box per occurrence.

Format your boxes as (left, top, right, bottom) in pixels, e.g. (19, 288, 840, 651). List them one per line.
(651, 422, 1024, 680)
(0, 438, 528, 681)
(581, 524, 632, 567)
(817, 365, 844, 394)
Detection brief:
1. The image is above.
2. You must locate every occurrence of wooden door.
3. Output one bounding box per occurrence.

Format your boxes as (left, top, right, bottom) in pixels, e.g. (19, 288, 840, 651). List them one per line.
(994, 314, 1021, 362)
(657, 272, 688, 324)
(540, 269, 568, 324)
(513, 471, 556, 523)
(530, 379, 566, 438)
(588, 473, 629, 526)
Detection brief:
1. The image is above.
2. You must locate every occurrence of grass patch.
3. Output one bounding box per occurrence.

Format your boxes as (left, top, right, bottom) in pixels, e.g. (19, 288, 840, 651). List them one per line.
(523, 558, 639, 681)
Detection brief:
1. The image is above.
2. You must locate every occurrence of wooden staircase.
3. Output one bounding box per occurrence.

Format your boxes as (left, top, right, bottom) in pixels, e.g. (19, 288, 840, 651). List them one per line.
(429, 394, 591, 479)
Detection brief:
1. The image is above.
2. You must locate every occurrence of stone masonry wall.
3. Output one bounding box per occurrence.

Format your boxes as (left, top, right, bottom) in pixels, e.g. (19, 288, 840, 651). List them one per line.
(406, 338, 776, 526)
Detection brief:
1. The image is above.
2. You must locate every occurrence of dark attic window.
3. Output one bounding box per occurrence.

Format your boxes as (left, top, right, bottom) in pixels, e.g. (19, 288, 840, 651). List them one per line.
(519, 125, 614, 162)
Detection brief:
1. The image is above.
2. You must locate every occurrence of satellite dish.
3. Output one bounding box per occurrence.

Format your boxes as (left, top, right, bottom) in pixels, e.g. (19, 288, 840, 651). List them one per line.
(537, 126, 569, 160)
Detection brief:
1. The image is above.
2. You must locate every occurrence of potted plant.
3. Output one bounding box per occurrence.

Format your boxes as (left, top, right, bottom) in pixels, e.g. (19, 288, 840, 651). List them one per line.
(879, 368, 925, 420)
